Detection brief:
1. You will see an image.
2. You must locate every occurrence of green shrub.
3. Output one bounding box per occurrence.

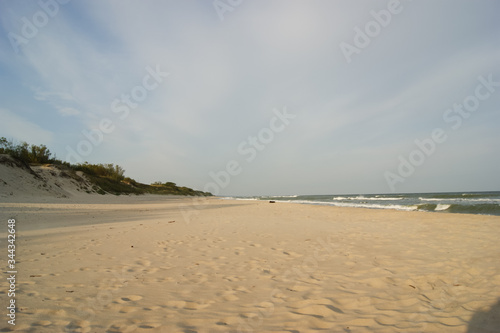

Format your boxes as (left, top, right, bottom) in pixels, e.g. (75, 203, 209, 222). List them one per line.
(73, 162, 125, 181)
(0, 137, 54, 164)
(1, 136, 213, 196)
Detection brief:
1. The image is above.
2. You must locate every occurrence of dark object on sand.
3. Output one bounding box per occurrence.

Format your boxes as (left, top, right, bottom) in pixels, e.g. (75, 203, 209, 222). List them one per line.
(269, 201, 275, 203)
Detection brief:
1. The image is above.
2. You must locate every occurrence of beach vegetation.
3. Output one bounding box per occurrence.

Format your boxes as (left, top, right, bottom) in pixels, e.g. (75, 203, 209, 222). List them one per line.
(0, 136, 212, 197)
(0, 137, 55, 164)
(72, 162, 125, 182)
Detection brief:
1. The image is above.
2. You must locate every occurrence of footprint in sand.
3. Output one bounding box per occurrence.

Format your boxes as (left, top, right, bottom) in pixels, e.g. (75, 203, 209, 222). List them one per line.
(235, 286, 251, 293)
(183, 300, 214, 310)
(107, 323, 138, 332)
(287, 284, 312, 292)
(135, 259, 152, 267)
(223, 294, 239, 301)
(118, 306, 138, 313)
(67, 320, 91, 329)
(32, 320, 52, 326)
(222, 275, 243, 282)
(164, 300, 186, 309)
(184, 273, 209, 284)
(138, 323, 162, 329)
(375, 315, 398, 326)
(216, 317, 241, 326)
(20, 281, 36, 286)
(143, 305, 162, 311)
(52, 320, 71, 327)
(46, 309, 67, 316)
(218, 291, 239, 301)
(143, 267, 159, 274)
(121, 295, 143, 302)
(234, 246, 246, 255)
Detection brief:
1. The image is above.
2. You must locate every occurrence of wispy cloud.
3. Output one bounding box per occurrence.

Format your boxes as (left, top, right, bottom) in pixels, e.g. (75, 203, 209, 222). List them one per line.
(0, 0, 499, 194)
(0, 108, 54, 144)
(33, 89, 75, 101)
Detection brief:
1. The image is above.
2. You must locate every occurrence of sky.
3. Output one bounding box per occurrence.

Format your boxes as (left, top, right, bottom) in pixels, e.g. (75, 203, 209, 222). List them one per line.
(0, 0, 499, 196)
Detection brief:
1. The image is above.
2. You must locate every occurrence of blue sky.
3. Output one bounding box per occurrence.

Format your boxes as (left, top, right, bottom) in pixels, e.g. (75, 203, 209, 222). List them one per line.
(0, 0, 499, 196)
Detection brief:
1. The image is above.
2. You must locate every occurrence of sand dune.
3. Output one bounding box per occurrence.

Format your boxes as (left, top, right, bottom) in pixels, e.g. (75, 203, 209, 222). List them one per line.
(0, 154, 97, 201)
(1, 195, 500, 332)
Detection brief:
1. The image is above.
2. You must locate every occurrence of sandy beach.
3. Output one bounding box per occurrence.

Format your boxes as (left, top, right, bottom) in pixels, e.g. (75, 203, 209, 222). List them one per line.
(1, 195, 500, 332)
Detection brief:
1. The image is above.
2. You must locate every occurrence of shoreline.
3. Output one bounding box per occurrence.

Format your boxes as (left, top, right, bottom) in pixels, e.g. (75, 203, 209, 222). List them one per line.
(222, 192, 500, 217)
(1, 197, 499, 332)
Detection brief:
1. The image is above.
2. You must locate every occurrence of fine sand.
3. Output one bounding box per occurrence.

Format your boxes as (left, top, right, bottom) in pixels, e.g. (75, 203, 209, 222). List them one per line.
(1, 195, 500, 332)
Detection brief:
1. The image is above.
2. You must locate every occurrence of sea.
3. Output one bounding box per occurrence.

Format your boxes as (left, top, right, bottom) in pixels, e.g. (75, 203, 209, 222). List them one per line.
(224, 191, 500, 216)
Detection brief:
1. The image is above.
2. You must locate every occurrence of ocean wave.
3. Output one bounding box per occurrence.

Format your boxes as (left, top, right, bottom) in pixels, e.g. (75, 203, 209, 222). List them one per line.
(358, 197, 403, 201)
(332, 196, 351, 200)
(224, 197, 258, 201)
(435, 204, 451, 211)
(226, 192, 500, 216)
(418, 197, 442, 201)
(447, 203, 500, 215)
(419, 197, 500, 204)
(332, 196, 403, 201)
(273, 199, 418, 212)
(424, 192, 499, 199)
(457, 198, 500, 203)
(271, 199, 500, 215)
(416, 203, 500, 215)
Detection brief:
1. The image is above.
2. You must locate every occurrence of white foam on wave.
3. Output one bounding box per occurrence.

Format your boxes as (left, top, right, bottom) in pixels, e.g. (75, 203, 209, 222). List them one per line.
(360, 197, 403, 201)
(332, 196, 403, 201)
(420, 197, 500, 204)
(459, 198, 500, 203)
(419, 197, 442, 201)
(435, 204, 451, 211)
(277, 199, 418, 212)
(223, 197, 258, 201)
